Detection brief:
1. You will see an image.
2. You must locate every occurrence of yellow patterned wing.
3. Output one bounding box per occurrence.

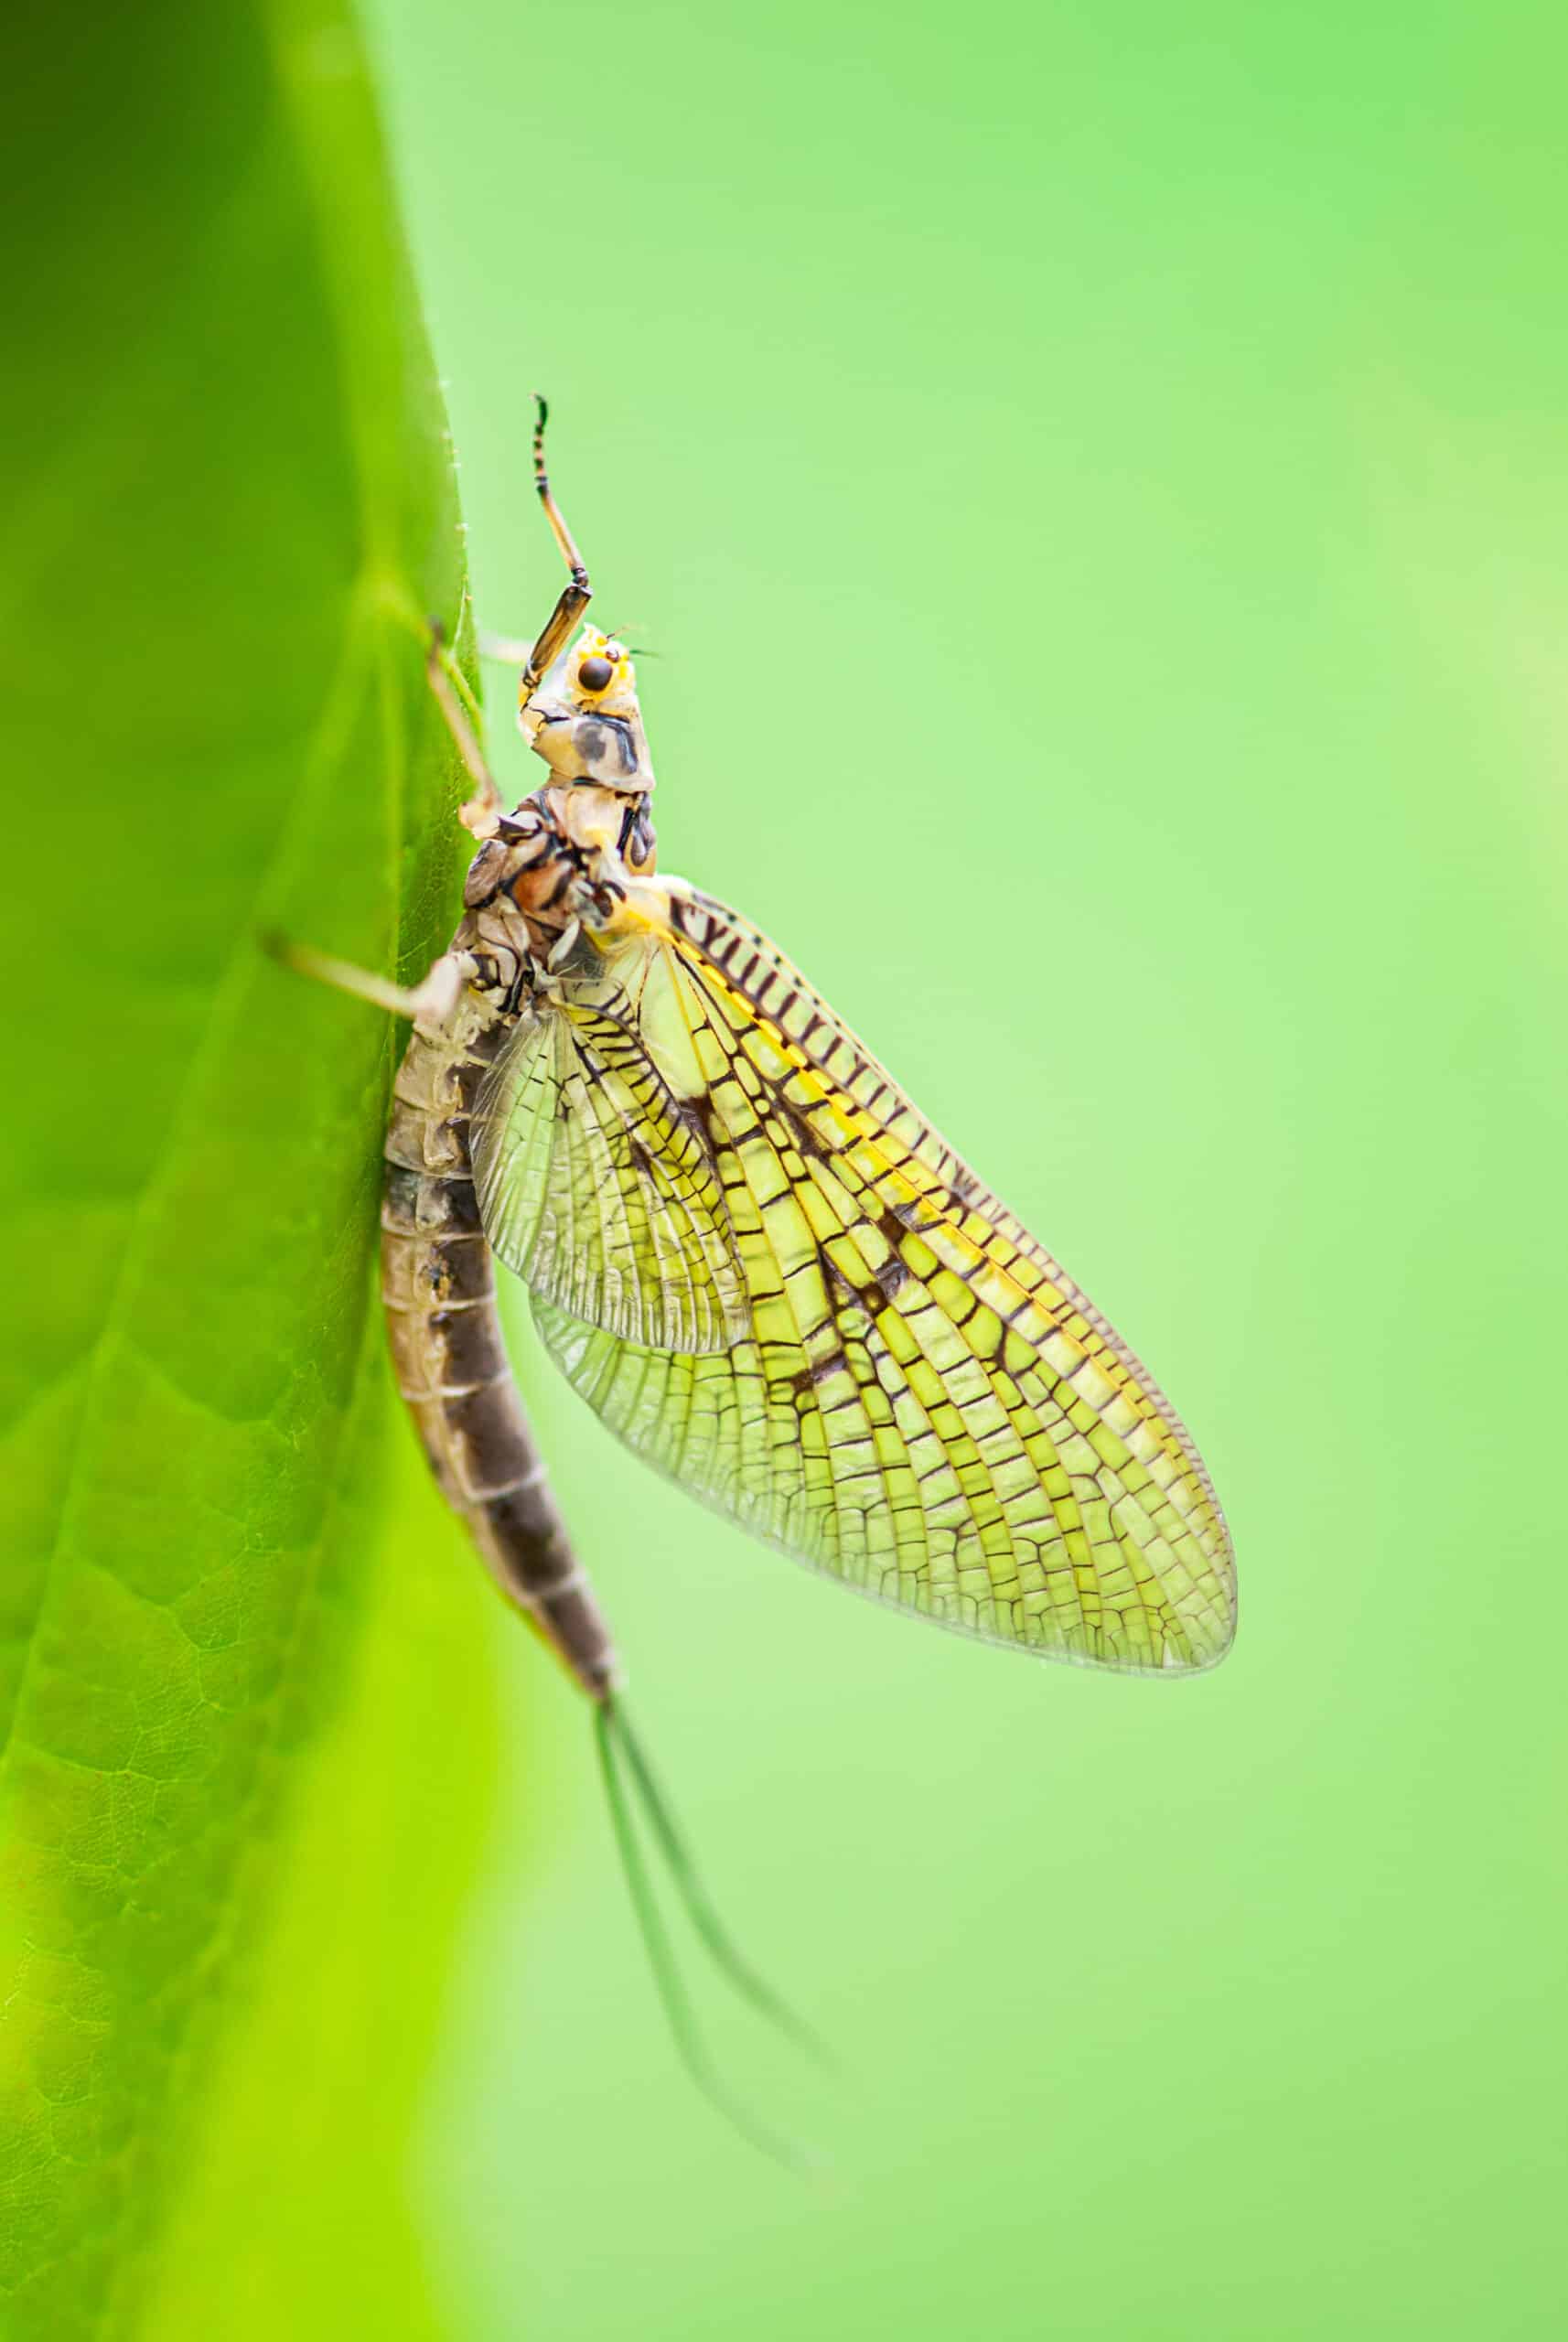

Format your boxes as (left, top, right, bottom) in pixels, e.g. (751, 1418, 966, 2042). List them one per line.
(471, 996, 749, 1355)
(515, 883, 1235, 1673)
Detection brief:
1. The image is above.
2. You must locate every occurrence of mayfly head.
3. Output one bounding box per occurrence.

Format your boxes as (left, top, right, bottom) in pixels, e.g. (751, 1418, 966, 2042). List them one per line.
(519, 623, 656, 796)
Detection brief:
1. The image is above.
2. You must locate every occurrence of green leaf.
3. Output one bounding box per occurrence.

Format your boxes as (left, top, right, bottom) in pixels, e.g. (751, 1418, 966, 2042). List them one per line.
(0, 1, 496, 2331)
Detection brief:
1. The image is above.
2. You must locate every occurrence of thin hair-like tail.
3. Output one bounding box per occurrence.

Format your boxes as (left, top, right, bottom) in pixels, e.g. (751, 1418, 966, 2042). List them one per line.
(602, 1698, 832, 2070)
(594, 1700, 827, 2175)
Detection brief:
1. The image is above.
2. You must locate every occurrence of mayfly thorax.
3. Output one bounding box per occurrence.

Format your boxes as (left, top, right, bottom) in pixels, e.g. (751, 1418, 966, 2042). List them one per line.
(283, 397, 1236, 2154)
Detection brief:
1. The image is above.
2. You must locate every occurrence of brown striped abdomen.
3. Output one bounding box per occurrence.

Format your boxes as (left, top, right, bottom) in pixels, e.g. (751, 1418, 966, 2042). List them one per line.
(380, 1012, 618, 1697)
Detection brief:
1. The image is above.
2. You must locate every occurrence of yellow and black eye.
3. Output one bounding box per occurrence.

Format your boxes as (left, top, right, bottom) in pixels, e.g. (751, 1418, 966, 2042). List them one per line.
(577, 654, 615, 693)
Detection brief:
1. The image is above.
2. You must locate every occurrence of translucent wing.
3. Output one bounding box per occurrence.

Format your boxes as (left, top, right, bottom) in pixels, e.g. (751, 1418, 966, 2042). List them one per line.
(525, 884, 1236, 1673)
(471, 994, 749, 1355)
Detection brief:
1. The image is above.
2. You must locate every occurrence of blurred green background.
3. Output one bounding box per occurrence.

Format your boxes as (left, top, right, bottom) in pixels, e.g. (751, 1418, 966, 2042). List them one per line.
(360, 3, 1563, 2337)
(8, 0, 1562, 2334)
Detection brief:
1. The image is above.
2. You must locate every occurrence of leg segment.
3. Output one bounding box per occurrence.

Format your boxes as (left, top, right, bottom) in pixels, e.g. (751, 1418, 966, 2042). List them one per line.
(425, 624, 507, 840)
(520, 392, 593, 700)
(423, 395, 595, 836)
(268, 933, 468, 1024)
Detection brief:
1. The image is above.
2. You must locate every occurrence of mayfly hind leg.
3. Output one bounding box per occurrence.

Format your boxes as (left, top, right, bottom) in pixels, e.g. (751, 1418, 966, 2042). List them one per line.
(267, 934, 468, 1024)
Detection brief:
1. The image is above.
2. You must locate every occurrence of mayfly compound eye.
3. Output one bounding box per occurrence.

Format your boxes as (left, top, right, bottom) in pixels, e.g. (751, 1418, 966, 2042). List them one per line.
(577, 654, 615, 693)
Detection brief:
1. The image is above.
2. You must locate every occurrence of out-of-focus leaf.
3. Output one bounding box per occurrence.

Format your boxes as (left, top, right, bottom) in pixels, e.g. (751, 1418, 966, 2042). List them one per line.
(0, 1, 496, 2332)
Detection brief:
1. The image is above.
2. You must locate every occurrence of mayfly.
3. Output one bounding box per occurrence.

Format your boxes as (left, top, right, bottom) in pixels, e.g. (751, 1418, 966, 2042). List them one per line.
(287, 400, 1235, 2147)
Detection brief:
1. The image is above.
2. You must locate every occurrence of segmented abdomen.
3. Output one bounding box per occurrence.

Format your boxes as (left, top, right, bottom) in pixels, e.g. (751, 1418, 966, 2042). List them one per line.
(380, 1015, 618, 1697)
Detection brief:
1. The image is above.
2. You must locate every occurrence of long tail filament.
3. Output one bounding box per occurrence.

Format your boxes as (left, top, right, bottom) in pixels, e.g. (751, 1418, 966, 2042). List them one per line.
(594, 1698, 827, 2175)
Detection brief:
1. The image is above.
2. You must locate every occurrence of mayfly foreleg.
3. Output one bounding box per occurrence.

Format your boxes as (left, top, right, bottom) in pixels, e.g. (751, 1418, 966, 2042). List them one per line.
(519, 393, 593, 701)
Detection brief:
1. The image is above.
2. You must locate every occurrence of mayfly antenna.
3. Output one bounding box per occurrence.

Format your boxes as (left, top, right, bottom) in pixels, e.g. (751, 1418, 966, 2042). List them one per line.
(593, 1703, 826, 2176)
(520, 393, 592, 704)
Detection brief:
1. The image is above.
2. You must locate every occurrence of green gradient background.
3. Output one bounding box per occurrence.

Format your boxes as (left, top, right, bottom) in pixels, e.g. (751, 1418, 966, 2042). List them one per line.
(369, 5, 1564, 2336)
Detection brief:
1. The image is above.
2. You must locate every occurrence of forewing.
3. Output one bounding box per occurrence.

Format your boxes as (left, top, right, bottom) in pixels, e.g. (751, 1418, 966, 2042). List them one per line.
(532, 886, 1236, 1675)
(471, 997, 748, 1355)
